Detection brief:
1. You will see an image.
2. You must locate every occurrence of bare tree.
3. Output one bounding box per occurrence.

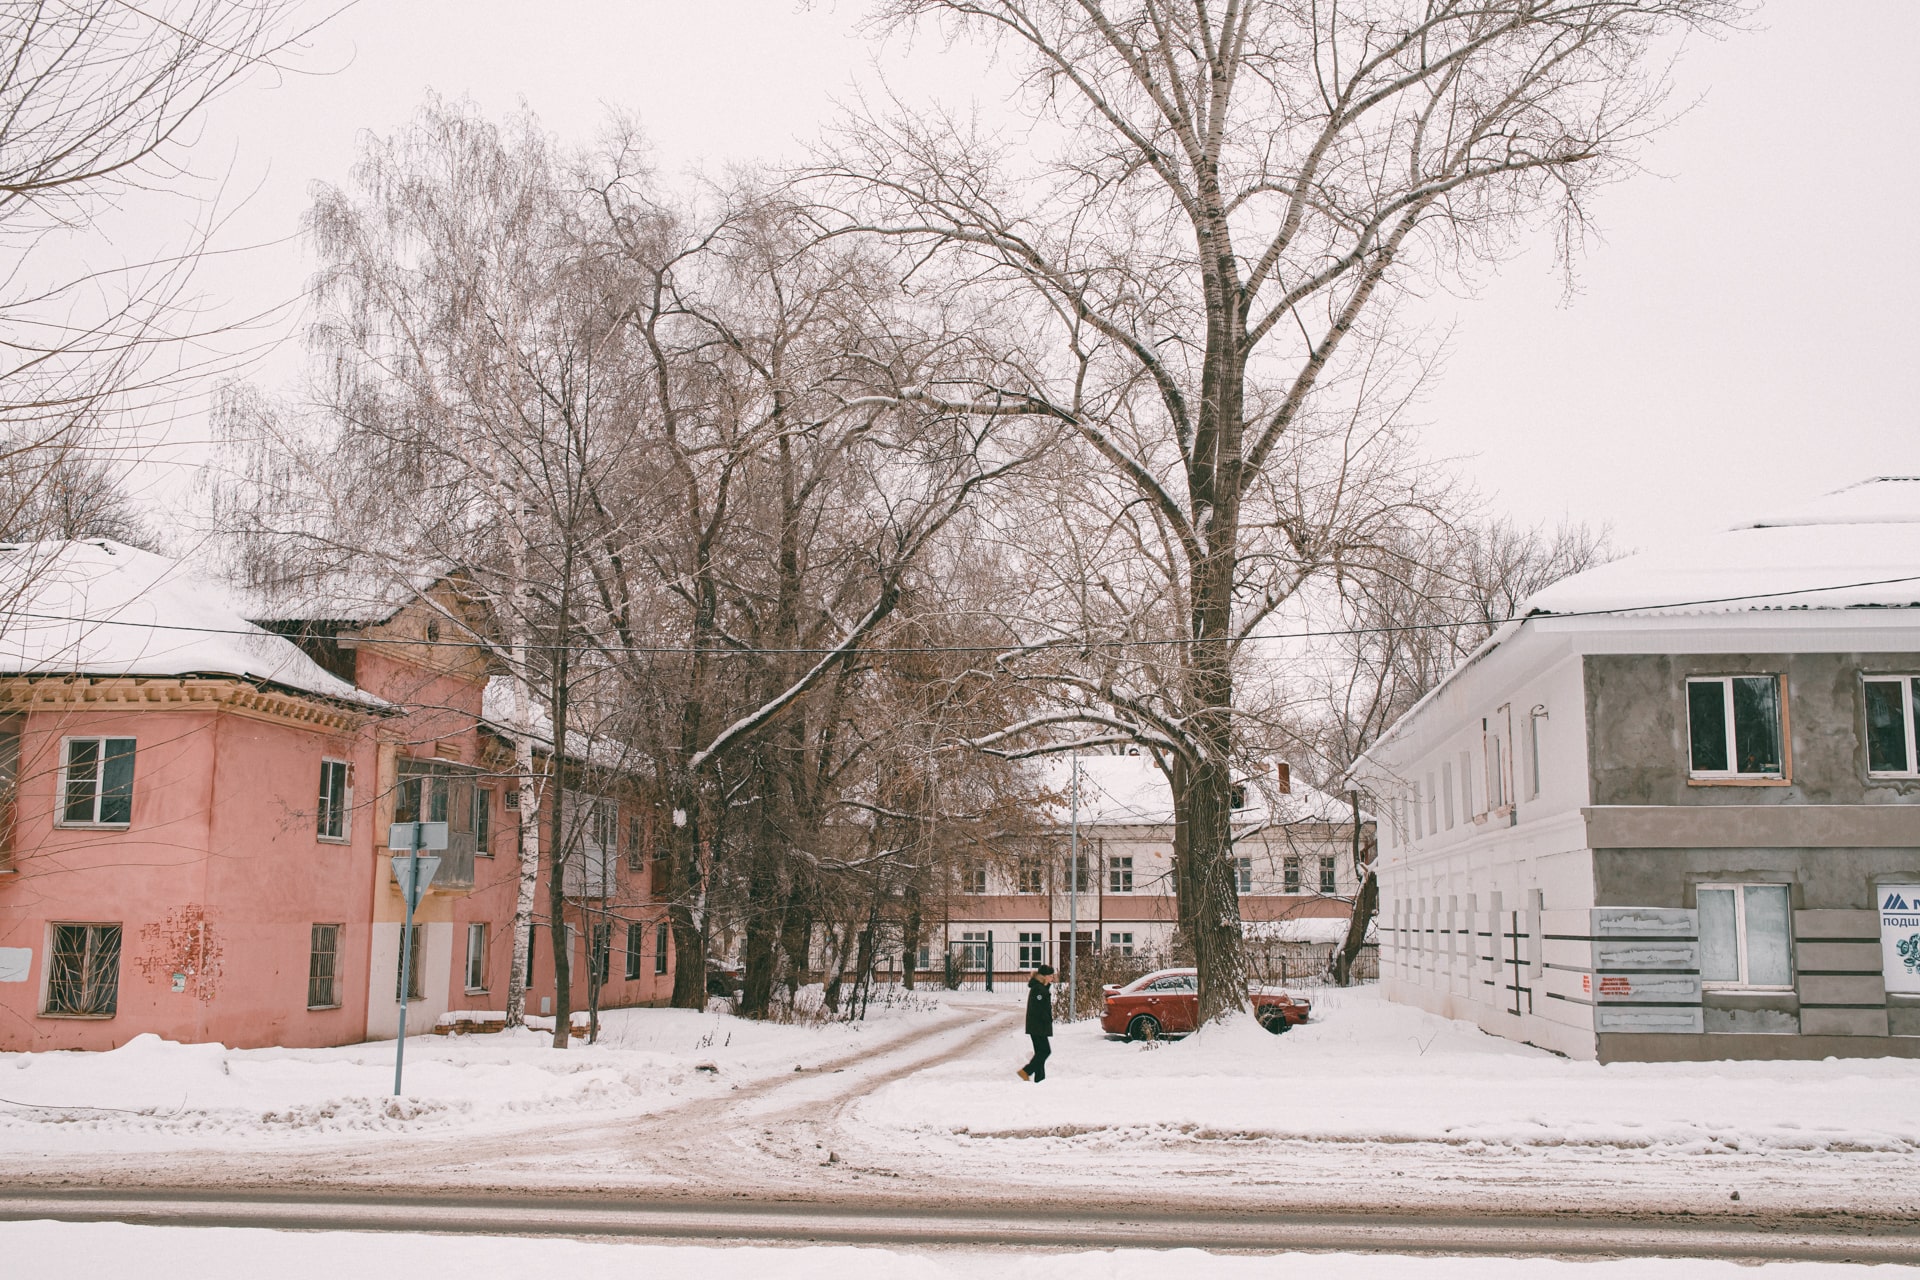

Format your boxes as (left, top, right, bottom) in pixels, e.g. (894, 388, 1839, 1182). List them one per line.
(816, 0, 1734, 1021)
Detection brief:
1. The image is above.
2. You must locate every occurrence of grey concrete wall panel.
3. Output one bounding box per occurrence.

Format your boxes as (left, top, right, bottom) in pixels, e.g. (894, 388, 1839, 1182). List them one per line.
(1584, 651, 1920, 809)
(1598, 1031, 1920, 1063)
(1594, 973, 1701, 1003)
(1585, 805, 1920, 848)
(1594, 852, 1920, 915)
(1595, 1006, 1704, 1034)
(1593, 941, 1698, 970)
(1888, 1003, 1920, 1036)
(1800, 1007, 1891, 1037)
(1795, 941, 1886, 972)
(1705, 1005, 1798, 1033)
(1795, 909, 1882, 940)
(1798, 974, 1889, 1007)
(1590, 907, 1695, 937)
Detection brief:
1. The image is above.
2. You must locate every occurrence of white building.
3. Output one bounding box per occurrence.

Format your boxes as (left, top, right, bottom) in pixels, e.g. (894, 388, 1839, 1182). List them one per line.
(1348, 478, 1920, 1062)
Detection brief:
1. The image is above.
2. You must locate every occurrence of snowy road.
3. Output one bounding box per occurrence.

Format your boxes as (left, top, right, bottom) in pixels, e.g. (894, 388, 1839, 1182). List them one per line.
(2, 1185, 1918, 1264)
(8, 988, 1920, 1239)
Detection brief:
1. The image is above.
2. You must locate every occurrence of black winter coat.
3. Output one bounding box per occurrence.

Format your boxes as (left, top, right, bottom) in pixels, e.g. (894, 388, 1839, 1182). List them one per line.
(1025, 976, 1053, 1036)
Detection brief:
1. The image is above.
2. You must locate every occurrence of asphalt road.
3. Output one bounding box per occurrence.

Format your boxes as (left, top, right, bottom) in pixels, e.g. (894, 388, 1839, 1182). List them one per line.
(2, 1185, 1917, 1263)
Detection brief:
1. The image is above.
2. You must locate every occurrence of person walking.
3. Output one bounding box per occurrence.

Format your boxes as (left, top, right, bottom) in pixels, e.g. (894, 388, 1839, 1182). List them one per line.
(1019, 964, 1055, 1082)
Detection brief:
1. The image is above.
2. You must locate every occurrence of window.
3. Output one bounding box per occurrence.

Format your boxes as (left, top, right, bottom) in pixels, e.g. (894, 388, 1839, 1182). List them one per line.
(1425, 773, 1437, 833)
(1235, 856, 1253, 894)
(1016, 857, 1044, 895)
(1484, 723, 1507, 809)
(1017, 931, 1044, 969)
(589, 923, 611, 986)
(465, 923, 487, 992)
(626, 815, 645, 870)
(1319, 856, 1337, 894)
(960, 863, 988, 895)
(1864, 676, 1920, 776)
(308, 924, 341, 1008)
(1070, 851, 1093, 891)
(1688, 676, 1785, 778)
(395, 924, 423, 1000)
(45, 923, 121, 1016)
(60, 737, 135, 826)
(654, 922, 670, 975)
(317, 760, 351, 841)
(1411, 781, 1423, 840)
(0, 720, 16, 867)
(1108, 855, 1134, 894)
(526, 925, 538, 986)
(1441, 762, 1455, 829)
(1698, 884, 1793, 989)
(1230, 784, 1248, 809)
(474, 787, 492, 856)
(1283, 857, 1301, 895)
(959, 930, 988, 970)
(1108, 931, 1135, 957)
(1458, 752, 1473, 817)
(1146, 974, 1195, 992)
(626, 921, 645, 980)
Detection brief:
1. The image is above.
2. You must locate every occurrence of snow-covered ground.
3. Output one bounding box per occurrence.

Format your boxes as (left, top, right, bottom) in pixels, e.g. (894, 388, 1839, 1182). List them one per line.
(4, 1221, 1916, 1279)
(0, 990, 944, 1154)
(857, 985, 1920, 1160)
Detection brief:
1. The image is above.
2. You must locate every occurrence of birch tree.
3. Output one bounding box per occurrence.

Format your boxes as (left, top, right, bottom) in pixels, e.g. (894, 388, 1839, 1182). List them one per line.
(818, 0, 1736, 1020)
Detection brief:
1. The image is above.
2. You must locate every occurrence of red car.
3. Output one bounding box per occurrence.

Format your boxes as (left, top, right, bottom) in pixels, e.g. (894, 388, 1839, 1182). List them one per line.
(1100, 967, 1311, 1039)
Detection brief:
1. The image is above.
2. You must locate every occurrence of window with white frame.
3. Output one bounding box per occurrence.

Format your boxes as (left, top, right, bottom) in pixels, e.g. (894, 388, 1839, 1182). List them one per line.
(1069, 850, 1092, 891)
(959, 930, 988, 970)
(1107, 855, 1133, 893)
(474, 787, 492, 856)
(308, 924, 340, 1008)
(465, 922, 487, 992)
(1017, 931, 1044, 969)
(654, 922, 670, 975)
(1283, 857, 1300, 894)
(1697, 883, 1793, 989)
(1484, 716, 1509, 810)
(625, 921, 645, 980)
(1863, 676, 1920, 776)
(1234, 856, 1253, 894)
(1108, 931, 1134, 957)
(1457, 751, 1473, 817)
(1687, 676, 1785, 778)
(60, 737, 135, 826)
(317, 760, 351, 841)
(589, 923, 611, 986)
(1319, 856, 1337, 895)
(960, 863, 988, 895)
(45, 922, 121, 1016)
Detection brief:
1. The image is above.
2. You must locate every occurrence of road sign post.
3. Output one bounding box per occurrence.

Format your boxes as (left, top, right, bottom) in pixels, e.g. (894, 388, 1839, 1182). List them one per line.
(389, 821, 446, 1097)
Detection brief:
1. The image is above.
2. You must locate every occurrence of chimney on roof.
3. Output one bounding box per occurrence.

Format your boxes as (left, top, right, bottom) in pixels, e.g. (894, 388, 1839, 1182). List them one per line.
(1275, 761, 1291, 794)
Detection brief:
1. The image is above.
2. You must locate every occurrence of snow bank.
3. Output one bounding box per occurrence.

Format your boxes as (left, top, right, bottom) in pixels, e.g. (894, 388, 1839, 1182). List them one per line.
(4, 1221, 1911, 1280)
(855, 986, 1920, 1160)
(0, 999, 937, 1153)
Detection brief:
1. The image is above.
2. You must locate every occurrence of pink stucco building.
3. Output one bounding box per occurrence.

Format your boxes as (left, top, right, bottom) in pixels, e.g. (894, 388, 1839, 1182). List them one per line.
(0, 540, 675, 1051)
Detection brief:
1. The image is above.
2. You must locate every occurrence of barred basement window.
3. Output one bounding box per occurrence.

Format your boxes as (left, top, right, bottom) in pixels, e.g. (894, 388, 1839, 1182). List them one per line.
(60, 737, 135, 826)
(308, 924, 341, 1009)
(317, 760, 351, 841)
(395, 924, 423, 1000)
(625, 921, 645, 980)
(45, 923, 121, 1016)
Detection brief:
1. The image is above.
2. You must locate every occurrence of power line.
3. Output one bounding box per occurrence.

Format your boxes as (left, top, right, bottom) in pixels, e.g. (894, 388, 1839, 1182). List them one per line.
(3, 573, 1917, 658)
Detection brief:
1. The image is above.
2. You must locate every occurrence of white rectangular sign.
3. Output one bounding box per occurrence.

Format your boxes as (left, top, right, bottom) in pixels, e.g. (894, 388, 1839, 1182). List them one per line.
(1879, 885, 1920, 995)
(0, 947, 30, 983)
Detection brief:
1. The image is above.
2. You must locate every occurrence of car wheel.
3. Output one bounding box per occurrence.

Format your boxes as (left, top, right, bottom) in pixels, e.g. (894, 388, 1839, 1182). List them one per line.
(1127, 1014, 1161, 1042)
(1259, 1010, 1292, 1035)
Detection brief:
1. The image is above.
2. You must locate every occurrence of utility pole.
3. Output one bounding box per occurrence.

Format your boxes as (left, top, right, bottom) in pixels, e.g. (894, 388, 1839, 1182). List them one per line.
(1067, 751, 1080, 1019)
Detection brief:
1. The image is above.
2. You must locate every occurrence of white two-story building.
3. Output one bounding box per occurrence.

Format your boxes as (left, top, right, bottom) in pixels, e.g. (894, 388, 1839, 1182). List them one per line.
(1348, 478, 1920, 1062)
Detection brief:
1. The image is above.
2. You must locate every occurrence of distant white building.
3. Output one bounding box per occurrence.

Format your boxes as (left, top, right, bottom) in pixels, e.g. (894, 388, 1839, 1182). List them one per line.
(927, 752, 1373, 979)
(1348, 478, 1920, 1062)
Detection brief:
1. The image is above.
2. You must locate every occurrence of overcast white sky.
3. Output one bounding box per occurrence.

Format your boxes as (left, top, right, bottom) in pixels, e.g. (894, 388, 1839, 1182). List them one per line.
(125, 0, 1920, 553)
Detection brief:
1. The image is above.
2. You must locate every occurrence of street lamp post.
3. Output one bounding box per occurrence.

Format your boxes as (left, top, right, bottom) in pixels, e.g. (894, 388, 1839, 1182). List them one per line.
(388, 820, 446, 1097)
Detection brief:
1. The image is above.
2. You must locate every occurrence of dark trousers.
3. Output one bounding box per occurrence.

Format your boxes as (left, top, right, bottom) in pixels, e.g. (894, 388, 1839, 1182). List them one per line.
(1023, 1033, 1051, 1081)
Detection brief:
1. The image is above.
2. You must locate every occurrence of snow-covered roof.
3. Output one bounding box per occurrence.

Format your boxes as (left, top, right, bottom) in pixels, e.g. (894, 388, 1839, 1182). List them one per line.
(1244, 916, 1372, 945)
(1034, 753, 1357, 828)
(241, 564, 450, 626)
(479, 674, 640, 772)
(0, 540, 387, 708)
(1525, 477, 1920, 618)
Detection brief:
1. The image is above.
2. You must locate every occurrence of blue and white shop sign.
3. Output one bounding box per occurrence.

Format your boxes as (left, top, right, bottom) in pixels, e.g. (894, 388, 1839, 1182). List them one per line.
(1879, 886, 1920, 995)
